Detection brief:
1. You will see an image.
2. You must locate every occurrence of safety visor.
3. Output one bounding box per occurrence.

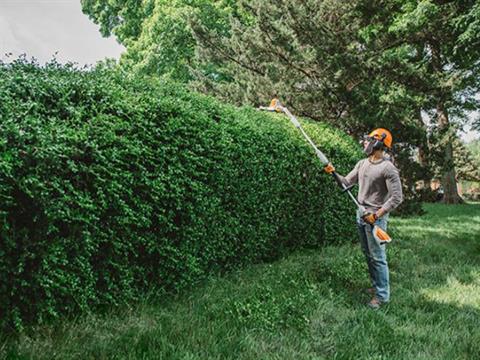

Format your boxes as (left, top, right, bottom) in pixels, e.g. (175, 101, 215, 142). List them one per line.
(362, 133, 386, 143)
(360, 135, 376, 144)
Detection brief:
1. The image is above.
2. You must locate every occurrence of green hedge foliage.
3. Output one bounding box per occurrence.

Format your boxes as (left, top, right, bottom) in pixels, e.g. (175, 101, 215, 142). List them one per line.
(0, 59, 361, 329)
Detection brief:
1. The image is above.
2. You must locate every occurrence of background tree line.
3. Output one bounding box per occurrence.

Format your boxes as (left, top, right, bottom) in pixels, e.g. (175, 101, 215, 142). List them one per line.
(81, 0, 480, 208)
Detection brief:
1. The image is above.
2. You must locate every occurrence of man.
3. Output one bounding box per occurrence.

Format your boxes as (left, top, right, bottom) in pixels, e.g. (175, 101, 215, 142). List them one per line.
(324, 128, 403, 309)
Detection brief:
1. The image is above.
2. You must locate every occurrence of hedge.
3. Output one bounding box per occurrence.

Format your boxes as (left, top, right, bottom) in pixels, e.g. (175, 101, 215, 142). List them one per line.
(0, 59, 362, 329)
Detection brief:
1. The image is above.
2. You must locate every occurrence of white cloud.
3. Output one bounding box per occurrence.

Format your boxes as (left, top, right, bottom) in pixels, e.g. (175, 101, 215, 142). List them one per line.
(0, 0, 125, 66)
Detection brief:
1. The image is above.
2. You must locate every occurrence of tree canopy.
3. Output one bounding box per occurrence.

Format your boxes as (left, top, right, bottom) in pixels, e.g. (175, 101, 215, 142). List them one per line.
(82, 0, 480, 204)
(81, 0, 239, 81)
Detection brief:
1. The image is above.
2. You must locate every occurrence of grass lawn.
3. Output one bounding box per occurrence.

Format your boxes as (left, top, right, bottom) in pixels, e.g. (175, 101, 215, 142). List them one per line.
(2, 203, 480, 359)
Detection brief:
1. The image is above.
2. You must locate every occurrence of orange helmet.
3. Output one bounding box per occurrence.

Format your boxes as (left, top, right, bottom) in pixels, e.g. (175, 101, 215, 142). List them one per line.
(367, 128, 393, 149)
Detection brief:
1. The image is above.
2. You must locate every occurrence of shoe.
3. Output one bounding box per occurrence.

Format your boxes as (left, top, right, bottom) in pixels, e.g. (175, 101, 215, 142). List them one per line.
(364, 287, 375, 295)
(367, 297, 383, 310)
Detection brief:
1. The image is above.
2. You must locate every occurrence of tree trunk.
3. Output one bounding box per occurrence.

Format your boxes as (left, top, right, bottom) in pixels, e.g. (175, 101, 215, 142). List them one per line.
(430, 42, 463, 204)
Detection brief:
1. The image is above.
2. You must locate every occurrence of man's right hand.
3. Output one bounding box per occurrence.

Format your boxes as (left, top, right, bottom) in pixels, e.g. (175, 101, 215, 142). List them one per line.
(324, 163, 335, 174)
(363, 213, 378, 225)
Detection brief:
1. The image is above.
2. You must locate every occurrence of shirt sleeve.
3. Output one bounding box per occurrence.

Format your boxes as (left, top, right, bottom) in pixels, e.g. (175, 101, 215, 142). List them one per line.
(381, 163, 403, 213)
(337, 160, 362, 188)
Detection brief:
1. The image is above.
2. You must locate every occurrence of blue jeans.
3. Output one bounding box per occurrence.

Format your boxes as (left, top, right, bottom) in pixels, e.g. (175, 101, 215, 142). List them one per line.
(357, 211, 390, 302)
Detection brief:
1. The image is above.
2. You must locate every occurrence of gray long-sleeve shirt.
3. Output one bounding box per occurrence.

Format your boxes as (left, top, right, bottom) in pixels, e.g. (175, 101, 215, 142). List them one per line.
(338, 158, 403, 214)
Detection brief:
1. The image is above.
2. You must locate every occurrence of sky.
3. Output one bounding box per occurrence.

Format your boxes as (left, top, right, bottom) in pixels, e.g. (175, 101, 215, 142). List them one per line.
(0, 0, 478, 143)
(462, 120, 479, 143)
(0, 0, 125, 66)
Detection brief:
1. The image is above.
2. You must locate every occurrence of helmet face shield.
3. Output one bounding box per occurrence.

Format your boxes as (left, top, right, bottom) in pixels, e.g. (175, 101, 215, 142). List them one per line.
(360, 134, 377, 144)
(362, 129, 391, 156)
(362, 135, 377, 156)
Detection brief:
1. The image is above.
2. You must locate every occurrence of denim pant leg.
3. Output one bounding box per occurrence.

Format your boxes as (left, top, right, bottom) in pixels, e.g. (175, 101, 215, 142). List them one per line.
(357, 213, 390, 302)
(357, 222, 377, 289)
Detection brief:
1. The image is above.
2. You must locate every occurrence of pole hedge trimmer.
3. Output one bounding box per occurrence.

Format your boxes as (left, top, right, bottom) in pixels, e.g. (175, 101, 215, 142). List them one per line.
(259, 98, 392, 244)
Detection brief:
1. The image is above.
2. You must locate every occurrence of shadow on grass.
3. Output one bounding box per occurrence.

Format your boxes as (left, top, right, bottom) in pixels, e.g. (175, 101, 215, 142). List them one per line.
(404, 297, 480, 358)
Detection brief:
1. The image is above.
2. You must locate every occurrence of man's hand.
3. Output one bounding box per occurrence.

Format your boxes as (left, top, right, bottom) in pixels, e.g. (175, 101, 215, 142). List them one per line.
(375, 208, 386, 218)
(324, 163, 335, 174)
(363, 213, 378, 225)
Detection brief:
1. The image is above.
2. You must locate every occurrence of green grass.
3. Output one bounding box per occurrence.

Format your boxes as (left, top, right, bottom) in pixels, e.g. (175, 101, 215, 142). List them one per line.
(2, 203, 480, 359)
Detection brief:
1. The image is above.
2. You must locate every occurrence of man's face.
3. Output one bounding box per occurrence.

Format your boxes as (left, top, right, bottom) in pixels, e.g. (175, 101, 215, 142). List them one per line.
(362, 136, 377, 156)
(362, 139, 371, 151)
(362, 136, 375, 149)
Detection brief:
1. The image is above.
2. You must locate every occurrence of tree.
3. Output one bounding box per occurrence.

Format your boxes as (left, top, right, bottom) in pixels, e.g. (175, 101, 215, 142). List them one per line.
(83, 0, 480, 205)
(193, 1, 362, 125)
(455, 139, 480, 182)
(81, 0, 150, 43)
(466, 139, 480, 161)
(193, 0, 480, 204)
(192, 0, 432, 214)
(81, 0, 238, 81)
(357, 0, 480, 203)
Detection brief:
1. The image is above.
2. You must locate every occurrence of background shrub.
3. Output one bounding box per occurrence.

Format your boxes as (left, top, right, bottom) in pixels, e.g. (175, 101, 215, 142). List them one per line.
(0, 59, 361, 329)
